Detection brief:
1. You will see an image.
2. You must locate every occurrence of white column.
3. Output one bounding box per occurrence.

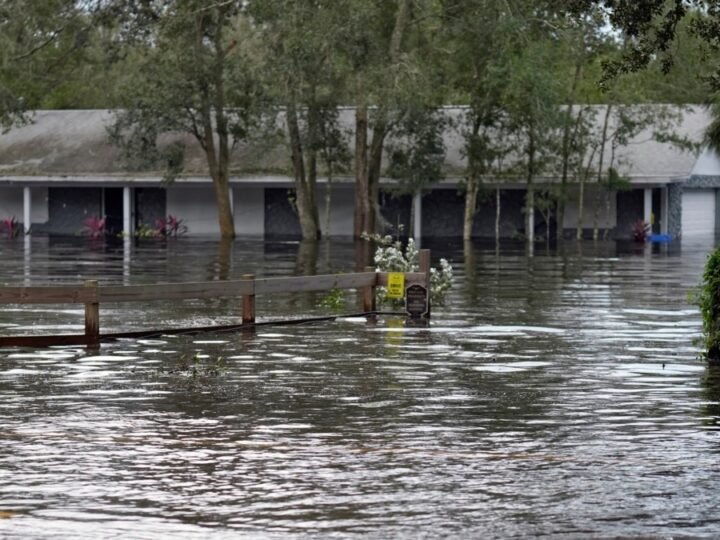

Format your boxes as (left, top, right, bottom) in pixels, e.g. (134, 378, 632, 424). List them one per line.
(23, 234, 31, 286)
(413, 191, 422, 245)
(229, 186, 234, 216)
(643, 187, 652, 226)
(123, 186, 133, 237)
(23, 186, 31, 235)
(123, 237, 131, 285)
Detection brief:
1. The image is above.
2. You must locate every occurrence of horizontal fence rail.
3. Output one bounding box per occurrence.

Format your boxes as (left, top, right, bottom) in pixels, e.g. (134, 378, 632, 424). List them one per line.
(0, 249, 432, 348)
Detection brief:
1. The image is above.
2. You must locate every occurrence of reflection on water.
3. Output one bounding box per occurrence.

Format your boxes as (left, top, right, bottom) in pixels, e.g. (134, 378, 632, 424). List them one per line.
(1, 236, 720, 538)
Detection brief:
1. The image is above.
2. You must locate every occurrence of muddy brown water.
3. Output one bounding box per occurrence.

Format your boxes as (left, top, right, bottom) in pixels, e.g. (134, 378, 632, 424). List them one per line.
(1, 236, 719, 538)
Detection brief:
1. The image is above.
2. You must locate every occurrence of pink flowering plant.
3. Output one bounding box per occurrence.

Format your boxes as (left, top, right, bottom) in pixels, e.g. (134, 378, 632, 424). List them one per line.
(1, 216, 20, 237)
(82, 216, 106, 239)
(154, 215, 187, 237)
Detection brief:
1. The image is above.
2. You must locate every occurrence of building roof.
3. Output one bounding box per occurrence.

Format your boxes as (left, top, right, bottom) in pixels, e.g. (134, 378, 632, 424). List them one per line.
(0, 106, 710, 185)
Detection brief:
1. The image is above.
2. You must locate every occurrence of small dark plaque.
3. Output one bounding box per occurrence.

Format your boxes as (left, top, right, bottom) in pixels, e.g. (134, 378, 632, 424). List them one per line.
(405, 284, 428, 318)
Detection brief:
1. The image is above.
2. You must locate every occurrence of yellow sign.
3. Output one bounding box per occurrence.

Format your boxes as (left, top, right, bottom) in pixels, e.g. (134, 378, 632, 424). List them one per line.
(387, 272, 405, 299)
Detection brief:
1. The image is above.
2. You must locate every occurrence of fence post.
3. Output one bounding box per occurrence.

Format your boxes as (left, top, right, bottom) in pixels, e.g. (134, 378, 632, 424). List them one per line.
(242, 274, 256, 324)
(363, 266, 377, 313)
(419, 249, 431, 318)
(84, 280, 100, 346)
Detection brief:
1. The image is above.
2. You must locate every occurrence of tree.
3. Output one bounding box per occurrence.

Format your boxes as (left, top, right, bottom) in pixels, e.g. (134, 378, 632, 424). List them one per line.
(564, 1, 719, 97)
(336, 0, 419, 239)
(552, 5, 612, 241)
(385, 107, 447, 237)
(0, 0, 97, 129)
(440, 0, 520, 241)
(503, 38, 566, 245)
(250, 0, 350, 240)
(106, 1, 265, 239)
(563, 0, 720, 154)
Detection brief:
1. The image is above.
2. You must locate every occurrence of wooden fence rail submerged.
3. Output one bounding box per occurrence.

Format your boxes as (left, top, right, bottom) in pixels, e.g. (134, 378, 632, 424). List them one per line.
(0, 249, 432, 348)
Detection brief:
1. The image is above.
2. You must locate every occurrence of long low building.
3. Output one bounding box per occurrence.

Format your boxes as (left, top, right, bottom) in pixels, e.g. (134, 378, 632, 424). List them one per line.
(0, 107, 716, 240)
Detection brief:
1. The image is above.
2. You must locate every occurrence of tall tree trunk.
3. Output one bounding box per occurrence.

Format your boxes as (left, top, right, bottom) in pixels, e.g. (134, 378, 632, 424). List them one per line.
(324, 163, 333, 238)
(209, 14, 235, 239)
(576, 145, 597, 240)
(463, 178, 479, 240)
(463, 117, 482, 241)
(368, 126, 385, 234)
(525, 131, 536, 244)
(201, 99, 235, 239)
(306, 97, 321, 239)
(557, 63, 583, 243)
(593, 104, 612, 240)
(576, 176, 585, 241)
(495, 186, 501, 243)
(354, 0, 412, 238)
(354, 105, 369, 238)
(287, 97, 319, 240)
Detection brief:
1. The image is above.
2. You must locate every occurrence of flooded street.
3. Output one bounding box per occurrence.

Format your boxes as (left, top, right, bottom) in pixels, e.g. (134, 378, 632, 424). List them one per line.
(1, 236, 719, 538)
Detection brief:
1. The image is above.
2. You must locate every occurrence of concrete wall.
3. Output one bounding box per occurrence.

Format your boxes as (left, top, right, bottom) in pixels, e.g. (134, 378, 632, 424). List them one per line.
(234, 186, 264, 236)
(264, 185, 356, 238)
(0, 186, 49, 226)
(167, 185, 215, 235)
(322, 185, 354, 236)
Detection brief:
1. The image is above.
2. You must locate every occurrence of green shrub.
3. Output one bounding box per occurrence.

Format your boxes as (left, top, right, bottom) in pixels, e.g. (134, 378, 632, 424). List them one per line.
(698, 247, 720, 362)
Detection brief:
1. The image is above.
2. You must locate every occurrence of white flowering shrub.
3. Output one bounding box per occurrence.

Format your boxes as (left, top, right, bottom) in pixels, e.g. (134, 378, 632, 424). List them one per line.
(362, 233, 453, 306)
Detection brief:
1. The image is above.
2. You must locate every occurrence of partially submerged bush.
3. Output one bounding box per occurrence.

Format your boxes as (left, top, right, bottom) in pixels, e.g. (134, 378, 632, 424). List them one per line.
(362, 233, 453, 306)
(698, 247, 720, 363)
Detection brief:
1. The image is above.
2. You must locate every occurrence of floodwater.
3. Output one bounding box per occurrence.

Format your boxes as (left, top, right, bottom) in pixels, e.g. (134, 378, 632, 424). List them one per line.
(1, 235, 719, 539)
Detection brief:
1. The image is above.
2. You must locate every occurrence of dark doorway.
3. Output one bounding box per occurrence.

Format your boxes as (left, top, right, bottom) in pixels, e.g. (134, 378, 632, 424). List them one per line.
(652, 187, 662, 234)
(135, 188, 166, 230)
(104, 188, 123, 236)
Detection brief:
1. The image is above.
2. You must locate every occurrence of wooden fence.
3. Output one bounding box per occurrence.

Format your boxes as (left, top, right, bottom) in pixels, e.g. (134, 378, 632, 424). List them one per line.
(0, 249, 431, 348)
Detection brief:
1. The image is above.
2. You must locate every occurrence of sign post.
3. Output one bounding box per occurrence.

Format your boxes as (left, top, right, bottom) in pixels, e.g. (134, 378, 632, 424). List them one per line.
(387, 272, 405, 299)
(405, 283, 428, 319)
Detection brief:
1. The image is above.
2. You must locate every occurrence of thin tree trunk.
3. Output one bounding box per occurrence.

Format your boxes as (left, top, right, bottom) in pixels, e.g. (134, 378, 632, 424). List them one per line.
(324, 163, 333, 238)
(526, 131, 536, 244)
(306, 96, 321, 239)
(368, 128, 384, 234)
(201, 101, 234, 239)
(576, 144, 597, 240)
(463, 178, 479, 240)
(354, 105, 369, 238)
(287, 96, 319, 240)
(576, 176, 585, 240)
(357, 0, 412, 237)
(593, 104, 612, 240)
(495, 186, 501, 244)
(558, 63, 583, 243)
(196, 12, 234, 239)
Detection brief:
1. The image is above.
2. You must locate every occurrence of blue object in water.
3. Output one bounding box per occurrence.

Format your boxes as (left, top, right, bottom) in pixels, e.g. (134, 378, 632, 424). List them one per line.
(649, 234, 672, 243)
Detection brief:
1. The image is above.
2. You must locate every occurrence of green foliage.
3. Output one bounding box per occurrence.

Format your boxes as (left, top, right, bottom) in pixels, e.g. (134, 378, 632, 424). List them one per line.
(0, 0, 99, 129)
(317, 288, 347, 311)
(385, 107, 447, 196)
(607, 167, 631, 191)
(698, 247, 720, 362)
(155, 352, 228, 390)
